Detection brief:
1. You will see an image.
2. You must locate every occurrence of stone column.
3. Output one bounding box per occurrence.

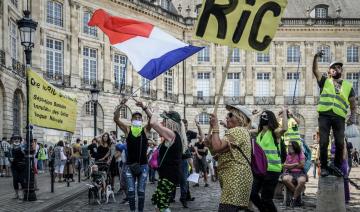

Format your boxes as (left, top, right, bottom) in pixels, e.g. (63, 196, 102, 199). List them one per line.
(245, 50, 254, 104)
(316, 176, 346, 212)
(274, 41, 284, 104)
(305, 41, 314, 103)
(69, 1, 80, 86)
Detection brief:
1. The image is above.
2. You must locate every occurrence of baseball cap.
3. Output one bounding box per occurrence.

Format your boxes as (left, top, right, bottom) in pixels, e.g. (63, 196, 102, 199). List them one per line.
(329, 61, 343, 69)
(160, 111, 181, 123)
(131, 111, 142, 117)
(225, 105, 252, 121)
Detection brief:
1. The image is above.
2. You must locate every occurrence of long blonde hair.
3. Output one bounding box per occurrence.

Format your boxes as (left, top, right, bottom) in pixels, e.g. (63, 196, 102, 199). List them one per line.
(165, 119, 188, 153)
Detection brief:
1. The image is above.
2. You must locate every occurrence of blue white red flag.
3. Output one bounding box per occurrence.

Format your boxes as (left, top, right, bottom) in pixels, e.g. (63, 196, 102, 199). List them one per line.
(89, 9, 203, 80)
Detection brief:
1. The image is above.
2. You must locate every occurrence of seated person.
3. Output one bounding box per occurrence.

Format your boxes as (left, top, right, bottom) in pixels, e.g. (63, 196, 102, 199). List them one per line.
(91, 165, 106, 193)
(282, 141, 307, 207)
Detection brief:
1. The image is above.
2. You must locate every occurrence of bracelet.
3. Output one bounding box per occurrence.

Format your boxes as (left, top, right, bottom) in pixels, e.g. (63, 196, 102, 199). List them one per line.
(212, 130, 219, 134)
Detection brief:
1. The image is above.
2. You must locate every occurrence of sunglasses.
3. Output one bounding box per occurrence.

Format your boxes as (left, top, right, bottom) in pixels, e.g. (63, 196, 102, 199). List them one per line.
(227, 112, 234, 118)
(261, 113, 268, 121)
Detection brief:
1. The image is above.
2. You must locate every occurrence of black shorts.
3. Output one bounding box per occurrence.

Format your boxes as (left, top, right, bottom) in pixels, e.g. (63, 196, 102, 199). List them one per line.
(196, 156, 208, 173)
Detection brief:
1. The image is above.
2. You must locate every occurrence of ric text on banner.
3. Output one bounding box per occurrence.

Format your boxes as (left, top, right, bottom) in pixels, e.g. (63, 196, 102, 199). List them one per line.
(194, 0, 288, 52)
(28, 69, 78, 133)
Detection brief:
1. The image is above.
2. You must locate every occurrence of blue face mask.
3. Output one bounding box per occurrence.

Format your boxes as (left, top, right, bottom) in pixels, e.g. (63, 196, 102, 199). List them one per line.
(132, 120, 142, 127)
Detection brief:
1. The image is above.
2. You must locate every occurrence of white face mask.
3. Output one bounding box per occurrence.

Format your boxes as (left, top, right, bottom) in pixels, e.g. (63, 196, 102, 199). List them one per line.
(132, 120, 142, 127)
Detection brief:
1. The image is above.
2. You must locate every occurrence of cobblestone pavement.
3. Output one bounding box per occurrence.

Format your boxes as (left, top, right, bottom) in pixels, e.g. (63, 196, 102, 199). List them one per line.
(54, 167, 360, 212)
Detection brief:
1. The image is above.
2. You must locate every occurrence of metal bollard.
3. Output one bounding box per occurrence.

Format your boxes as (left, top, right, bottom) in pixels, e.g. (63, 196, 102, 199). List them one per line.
(50, 160, 55, 193)
(66, 160, 70, 187)
(78, 163, 81, 183)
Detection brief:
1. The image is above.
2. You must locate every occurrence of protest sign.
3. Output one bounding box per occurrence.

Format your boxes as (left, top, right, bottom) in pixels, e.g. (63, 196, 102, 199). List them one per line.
(28, 69, 78, 133)
(195, 0, 288, 52)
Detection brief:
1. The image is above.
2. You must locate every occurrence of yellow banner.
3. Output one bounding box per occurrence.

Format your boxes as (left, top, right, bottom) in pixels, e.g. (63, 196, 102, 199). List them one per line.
(194, 0, 288, 52)
(28, 69, 78, 133)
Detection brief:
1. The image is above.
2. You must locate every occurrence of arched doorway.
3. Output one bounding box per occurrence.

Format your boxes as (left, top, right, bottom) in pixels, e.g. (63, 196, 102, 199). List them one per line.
(13, 89, 24, 136)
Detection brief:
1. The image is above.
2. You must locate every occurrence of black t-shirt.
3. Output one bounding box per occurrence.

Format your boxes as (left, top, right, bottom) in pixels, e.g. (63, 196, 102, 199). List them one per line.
(87, 143, 97, 158)
(186, 130, 197, 143)
(317, 76, 355, 117)
(195, 142, 208, 156)
(126, 128, 148, 165)
(95, 146, 109, 161)
(158, 132, 183, 184)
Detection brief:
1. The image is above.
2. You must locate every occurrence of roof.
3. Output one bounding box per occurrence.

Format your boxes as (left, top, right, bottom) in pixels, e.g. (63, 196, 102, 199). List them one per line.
(283, 0, 360, 18)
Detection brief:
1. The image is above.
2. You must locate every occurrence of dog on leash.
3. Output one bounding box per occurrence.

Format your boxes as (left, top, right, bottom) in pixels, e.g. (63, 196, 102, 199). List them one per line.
(105, 185, 116, 204)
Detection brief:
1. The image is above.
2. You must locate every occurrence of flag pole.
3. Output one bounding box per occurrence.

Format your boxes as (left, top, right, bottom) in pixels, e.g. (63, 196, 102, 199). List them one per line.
(208, 47, 233, 134)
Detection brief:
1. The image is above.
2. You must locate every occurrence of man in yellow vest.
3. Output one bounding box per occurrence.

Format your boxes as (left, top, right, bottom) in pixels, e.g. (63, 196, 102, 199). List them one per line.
(313, 52, 358, 177)
(278, 110, 302, 149)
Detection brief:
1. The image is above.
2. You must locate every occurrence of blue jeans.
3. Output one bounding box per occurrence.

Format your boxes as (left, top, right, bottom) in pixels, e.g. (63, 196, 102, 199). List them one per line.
(125, 164, 148, 212)
(37, 160, 43, 171)
(180, 159, 189, 201)
(149, 168, 156, 182)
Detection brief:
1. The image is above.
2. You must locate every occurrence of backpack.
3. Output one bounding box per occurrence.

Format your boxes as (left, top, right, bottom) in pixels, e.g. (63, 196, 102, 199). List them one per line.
(235, 138, 268, 176)
(302, 141, 312, 173)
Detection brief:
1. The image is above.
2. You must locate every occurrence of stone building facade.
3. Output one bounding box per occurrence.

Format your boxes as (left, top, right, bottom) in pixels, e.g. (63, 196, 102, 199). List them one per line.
(0, 0, 359, 143)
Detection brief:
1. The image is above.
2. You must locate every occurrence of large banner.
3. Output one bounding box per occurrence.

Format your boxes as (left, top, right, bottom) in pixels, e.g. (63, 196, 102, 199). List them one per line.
(194, 0, 288, 52)
(28, 69, 78, 133)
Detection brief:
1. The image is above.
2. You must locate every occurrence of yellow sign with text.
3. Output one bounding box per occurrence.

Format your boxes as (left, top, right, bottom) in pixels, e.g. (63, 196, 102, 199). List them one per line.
(194, 0, 288, 52)
(28, 69, 78, 133)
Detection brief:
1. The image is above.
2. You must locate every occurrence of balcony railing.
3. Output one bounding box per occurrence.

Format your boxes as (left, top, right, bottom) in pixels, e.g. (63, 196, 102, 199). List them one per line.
(164, 92, 178, 103)
(81, 79, 103, 90)
(254, 96, 275, 105)
(281, 18, 360, 26)
(113, 83, 133, 95)
(193, 96, 215, 105)
(284, 96, 305, 105)
(0, 50, 5, 66)
(12, 58, 25, 78)
(223, 96, 245, 105)
(140, 89, 157, 100)
(43, 72, 70, 87)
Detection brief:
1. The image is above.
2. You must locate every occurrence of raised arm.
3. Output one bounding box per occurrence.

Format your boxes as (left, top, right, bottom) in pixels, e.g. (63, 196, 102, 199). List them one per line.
(150, 113, 175, 142)
(195, 119, 205, 141)
(288, 110, 301, 125)
(312, 52, 323, 81)
(275, 107, 288, 138)
(113, 100, 130, 137)
(208, 114, 229, 153)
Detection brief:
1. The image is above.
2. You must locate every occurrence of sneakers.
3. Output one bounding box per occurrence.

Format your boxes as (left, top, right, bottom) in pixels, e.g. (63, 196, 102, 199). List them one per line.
(204, 183, 209, 187)
(180, 199, 188, 208)
(320, 168, 330, 177)
(193, 183, 199, 187)
(290, 198, 296, 208)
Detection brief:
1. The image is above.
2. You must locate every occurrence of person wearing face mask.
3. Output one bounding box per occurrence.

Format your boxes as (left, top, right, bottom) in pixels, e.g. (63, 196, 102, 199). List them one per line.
(312, 52, 358, 177)
(250, 108, 288, 212)
(113, 98, 152, 212)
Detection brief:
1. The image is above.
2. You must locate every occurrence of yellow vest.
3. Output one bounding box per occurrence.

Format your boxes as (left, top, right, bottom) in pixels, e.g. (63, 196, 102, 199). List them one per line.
(256, 130, 282, 172)
(283, 118, 301, 147)
(317, 78, 352, 118)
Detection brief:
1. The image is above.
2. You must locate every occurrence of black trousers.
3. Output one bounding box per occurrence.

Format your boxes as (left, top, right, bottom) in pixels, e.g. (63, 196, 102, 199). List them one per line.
(250, 171, 281, 212)
(318, 114, 345, 169)
(11, 164, 25, 190)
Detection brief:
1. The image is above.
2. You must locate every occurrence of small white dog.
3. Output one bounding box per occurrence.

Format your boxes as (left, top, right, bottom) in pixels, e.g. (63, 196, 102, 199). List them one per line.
(105, 185, 116, 204)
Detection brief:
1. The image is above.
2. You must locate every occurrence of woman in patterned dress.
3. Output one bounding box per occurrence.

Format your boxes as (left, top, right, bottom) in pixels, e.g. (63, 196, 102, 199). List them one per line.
(207, 105, 253, 212)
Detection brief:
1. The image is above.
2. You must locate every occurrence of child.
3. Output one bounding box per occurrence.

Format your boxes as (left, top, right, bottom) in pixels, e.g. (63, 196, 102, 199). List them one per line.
(91, 165, 106, 194)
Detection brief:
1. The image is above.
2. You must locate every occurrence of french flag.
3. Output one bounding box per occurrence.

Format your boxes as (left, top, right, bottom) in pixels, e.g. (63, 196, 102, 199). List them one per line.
(88, 9, 203, 80)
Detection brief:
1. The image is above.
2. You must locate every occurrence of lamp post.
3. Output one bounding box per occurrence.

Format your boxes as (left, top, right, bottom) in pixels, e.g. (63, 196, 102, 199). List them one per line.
(90, 84, 100, 137)
(17, 0, 38, 201)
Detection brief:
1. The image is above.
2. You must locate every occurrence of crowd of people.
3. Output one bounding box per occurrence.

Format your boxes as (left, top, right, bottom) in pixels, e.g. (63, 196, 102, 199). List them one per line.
(0, 51, 358, 212)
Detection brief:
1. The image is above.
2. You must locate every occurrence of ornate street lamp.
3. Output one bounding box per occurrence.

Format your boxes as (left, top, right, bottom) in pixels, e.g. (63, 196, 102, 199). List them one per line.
(17, 0, 38, 201)
(90, 84, 100, 137)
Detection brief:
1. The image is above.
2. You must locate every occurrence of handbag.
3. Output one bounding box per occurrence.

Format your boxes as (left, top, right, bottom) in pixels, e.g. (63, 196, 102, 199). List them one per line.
(60, 148, 67, 160)
(148, 148, 159, 169)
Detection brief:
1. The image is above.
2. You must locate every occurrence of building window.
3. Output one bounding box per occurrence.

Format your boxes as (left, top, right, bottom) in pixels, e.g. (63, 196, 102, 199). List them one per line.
(286, 72, 300, 96)
(230, 48, 240, 63)
(257, 52, 270, 63)
(346, 72, 359, 96)
(85, 101, 94, 115)
(83, 11, 97, 37)
(47, 1, 63, 27)
(347, 45, 359, 63)
(161, 0, 170, 10)
(164, 69, 173, 94)
(46, 38, 63, 80)
(198, 112, 210, 125)
(10, 0, 18, 8)
(120, 107, 128, 119)
(198, 46, 210, 63)
(287, 45, 300, 63)
(9, 20, 17, 60)
(256, 72, 270, 96)
(114, 54, 127, 89)
(197, 72, 210, 97)
(226, 73, 240, 96)
(317, 45, 330, 63)
(83, 47, 97, 85)
(141, 77, 151, 93)
(315, 7, 327, 18)
(13, 92, 22, 135)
